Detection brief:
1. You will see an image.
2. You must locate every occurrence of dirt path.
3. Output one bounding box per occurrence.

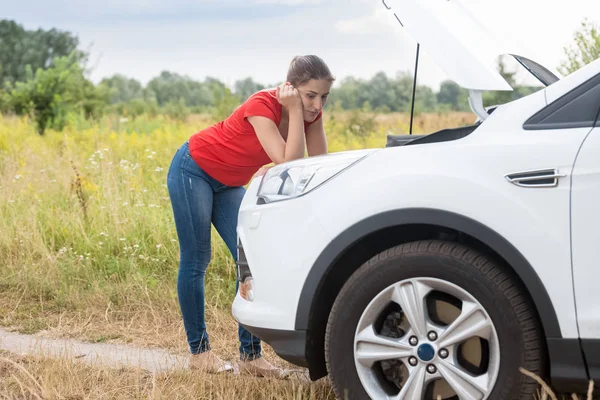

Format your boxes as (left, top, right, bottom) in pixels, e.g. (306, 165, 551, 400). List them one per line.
(0, 327, 189, 373)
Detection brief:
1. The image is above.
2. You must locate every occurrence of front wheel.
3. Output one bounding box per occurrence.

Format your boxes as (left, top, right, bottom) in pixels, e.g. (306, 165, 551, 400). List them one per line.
(324, 240, 544, 400)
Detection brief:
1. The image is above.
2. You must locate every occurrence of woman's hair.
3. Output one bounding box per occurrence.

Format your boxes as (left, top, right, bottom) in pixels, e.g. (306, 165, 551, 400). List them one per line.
(286, 55, 335, 87)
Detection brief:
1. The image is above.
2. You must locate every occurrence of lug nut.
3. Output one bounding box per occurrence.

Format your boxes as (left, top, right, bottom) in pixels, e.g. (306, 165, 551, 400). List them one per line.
(427, 331, 438, 341)
(409, 336, 419, 346)
(439, 348, 449, 359)
(427, 364, 437, 374)
(408, 357, 418, 366)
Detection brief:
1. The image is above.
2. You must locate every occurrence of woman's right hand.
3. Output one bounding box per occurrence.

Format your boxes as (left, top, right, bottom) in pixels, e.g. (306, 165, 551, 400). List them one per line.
(276, 83, 303, 111)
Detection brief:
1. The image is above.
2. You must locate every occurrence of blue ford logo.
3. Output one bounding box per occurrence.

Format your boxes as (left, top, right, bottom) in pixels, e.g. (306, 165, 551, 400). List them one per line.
(417, 343, 435, 362)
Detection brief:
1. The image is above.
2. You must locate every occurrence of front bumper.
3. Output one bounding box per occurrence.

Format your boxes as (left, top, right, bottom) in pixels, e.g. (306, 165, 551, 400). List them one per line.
(239, 324, 308, 367)
(231, 178, 331, 331)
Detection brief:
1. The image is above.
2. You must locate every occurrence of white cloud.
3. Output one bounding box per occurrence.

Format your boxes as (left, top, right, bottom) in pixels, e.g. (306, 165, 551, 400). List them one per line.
(335, 7, 398, 34)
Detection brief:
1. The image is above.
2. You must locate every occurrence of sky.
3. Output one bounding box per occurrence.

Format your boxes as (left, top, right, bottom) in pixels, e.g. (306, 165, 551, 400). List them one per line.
(3, 0, 600, 91)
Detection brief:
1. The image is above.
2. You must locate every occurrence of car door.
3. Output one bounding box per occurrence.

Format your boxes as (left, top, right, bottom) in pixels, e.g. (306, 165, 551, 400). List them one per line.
(571, 125, 600, 384)
(572, 123, 600, 339)
(568, 74, 600, 381)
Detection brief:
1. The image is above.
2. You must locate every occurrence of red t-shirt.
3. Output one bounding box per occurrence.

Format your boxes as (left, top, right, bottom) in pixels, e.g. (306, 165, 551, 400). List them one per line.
(188, 89, 322, 187)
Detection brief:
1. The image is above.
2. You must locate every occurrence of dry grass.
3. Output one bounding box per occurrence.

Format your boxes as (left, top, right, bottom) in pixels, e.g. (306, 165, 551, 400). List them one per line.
(0, 351, 335, 399)
(0, 352, 594, 400)
(520, 368, 596, 400)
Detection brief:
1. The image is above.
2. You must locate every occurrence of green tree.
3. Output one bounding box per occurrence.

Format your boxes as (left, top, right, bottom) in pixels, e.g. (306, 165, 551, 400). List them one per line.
(559, 18, 600, 75)
(209, 78, 241, 121)
(0, 20, 83, 86)
(234, 77, 265, 101)
(99, 74, 144, 104)
(437, 80, 469, 111)
(146, 71, 215, 108)
(7, 53, 106, 134)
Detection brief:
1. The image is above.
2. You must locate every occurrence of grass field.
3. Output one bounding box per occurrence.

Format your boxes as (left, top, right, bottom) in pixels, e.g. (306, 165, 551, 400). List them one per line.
(0, 110, 591, 399)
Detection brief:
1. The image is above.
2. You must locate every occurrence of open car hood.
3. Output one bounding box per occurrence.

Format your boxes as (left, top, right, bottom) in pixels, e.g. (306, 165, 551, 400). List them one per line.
(381, 0, 561, 91)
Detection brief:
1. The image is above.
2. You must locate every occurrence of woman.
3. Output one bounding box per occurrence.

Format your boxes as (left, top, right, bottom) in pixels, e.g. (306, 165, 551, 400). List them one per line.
(166, 55, 335, 377)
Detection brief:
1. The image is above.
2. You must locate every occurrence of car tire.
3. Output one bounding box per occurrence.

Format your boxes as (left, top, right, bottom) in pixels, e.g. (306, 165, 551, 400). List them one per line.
(324, 240, 545, 400)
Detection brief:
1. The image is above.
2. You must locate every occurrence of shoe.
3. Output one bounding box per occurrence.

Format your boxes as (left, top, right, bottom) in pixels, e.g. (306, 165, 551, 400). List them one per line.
(238, 357, 290, 379)
(189, 350, 233, 374)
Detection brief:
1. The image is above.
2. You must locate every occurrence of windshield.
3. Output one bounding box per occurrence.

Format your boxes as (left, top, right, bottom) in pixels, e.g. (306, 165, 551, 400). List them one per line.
(512, 55, 560, 87)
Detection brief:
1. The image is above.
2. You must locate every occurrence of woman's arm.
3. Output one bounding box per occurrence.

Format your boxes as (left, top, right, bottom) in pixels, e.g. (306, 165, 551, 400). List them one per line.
(248, 84, 305, 165)
(305, 115, 327, 157)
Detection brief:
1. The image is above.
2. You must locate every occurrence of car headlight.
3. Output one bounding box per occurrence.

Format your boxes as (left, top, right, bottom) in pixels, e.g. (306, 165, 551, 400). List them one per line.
(257, 149, 376, 204)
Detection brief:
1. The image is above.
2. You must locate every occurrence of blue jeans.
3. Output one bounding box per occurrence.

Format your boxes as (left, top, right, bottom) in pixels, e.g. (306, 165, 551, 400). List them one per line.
(166, 141, 261, 360)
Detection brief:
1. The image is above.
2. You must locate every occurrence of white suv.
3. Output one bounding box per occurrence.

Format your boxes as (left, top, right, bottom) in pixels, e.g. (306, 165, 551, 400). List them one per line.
(232, 0, 600, 398)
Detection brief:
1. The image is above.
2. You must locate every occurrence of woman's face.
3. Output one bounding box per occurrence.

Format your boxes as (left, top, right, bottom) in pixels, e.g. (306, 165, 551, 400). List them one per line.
(296, 79, 333, 122)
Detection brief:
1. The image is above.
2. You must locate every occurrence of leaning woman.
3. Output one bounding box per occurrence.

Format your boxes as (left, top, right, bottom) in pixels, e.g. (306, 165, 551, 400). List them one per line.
(166, 55, 335, 377)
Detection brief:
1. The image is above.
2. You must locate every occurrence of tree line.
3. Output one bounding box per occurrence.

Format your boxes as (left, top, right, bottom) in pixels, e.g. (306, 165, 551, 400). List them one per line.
(1, 18, 598, 134)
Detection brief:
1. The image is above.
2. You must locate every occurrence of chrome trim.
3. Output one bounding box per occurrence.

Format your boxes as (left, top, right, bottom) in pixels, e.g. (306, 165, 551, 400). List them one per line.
(504, 168, 567, 188)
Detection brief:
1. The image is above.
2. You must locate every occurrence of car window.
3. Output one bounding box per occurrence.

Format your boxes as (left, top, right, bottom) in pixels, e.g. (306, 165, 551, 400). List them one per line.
(523, 73, 600, 130)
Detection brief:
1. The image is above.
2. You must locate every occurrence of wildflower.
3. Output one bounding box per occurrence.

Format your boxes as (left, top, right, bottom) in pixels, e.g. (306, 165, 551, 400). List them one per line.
(156, 244, 162, 249)
(120, 238, 126, 241)
(122, 202, 129, 206)
(155, 167, 164, 172)
(14, 175, 21, 180)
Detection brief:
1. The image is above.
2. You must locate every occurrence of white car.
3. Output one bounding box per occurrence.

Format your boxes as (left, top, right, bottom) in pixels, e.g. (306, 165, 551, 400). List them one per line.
(232, 0, 600, 398)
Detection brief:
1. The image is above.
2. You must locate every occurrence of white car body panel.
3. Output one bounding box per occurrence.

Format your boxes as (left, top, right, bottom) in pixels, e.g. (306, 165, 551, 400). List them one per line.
(310, 130, 588, 340)
(234, 179, 334, 330)
(571, 127, 600, 339)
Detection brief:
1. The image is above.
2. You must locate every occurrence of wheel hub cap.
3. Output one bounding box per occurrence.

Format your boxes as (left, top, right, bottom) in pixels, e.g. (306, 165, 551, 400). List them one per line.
(417, 343, 435, 362)
(353, 277, 500, 400)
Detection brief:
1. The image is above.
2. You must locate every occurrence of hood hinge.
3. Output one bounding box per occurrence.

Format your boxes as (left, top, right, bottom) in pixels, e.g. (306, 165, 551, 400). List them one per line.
(468, 89, 488, 121)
